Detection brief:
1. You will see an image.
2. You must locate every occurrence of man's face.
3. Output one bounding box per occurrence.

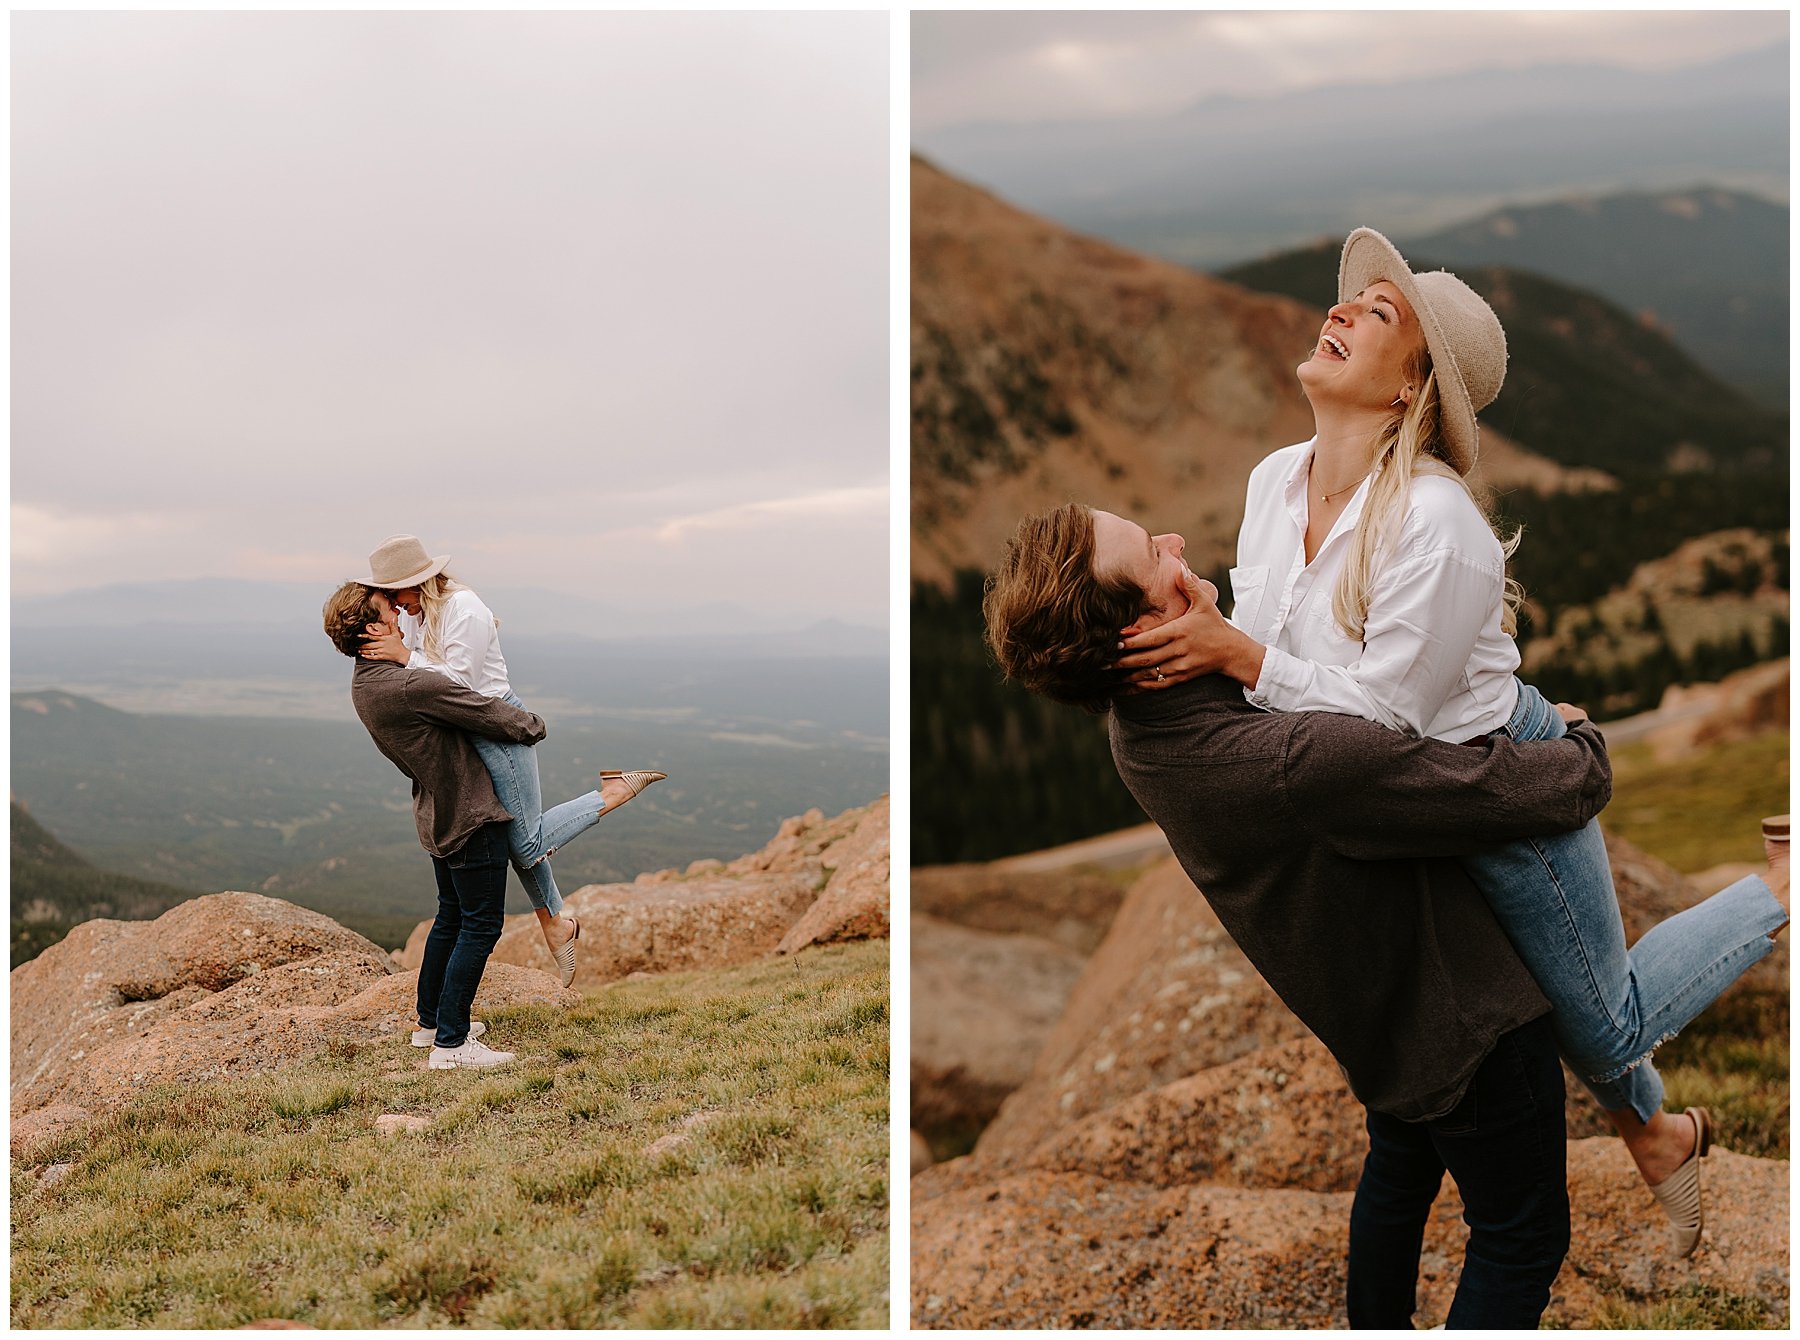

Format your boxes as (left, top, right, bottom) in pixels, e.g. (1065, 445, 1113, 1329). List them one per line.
(1091, 510, 1215, 631)
(367, 589, 399, 638)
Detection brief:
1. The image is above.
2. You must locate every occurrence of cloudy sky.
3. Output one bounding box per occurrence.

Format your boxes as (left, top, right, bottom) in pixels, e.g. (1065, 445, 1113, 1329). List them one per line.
(14, 12, 887, 630)
(914, 10, 1788, 132)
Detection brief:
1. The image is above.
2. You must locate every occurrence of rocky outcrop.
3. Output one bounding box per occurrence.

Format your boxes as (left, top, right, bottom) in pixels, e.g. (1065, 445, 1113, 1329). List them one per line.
(972, 859, 1310, 1167)
(910, 864, 1127, 954)
(913, 831, 1789, 1327)
(911, 914, 1090, 1134)
(912, 1141, 1789, 1329)
(395, 800, 891, 985)
(777, 796, 891, 953)
(11, 893, 391, 1110)
(10, 892, 573, 1121)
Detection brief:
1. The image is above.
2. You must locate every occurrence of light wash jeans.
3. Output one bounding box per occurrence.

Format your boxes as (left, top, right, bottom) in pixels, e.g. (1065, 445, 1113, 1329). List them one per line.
(470, 690, 607, 919)
(1463, 680, 1786, 1121)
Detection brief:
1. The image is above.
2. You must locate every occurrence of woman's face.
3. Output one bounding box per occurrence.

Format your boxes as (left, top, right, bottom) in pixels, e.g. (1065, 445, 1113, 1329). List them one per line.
(389, 586, 423, 617)
(1295, 280, 1425, 413)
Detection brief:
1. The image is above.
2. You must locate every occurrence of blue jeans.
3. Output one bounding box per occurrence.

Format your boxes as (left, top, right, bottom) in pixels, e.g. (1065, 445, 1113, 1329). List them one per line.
(1349, 1015, 1568, 1329)
(470, 690, 607, 918)
(416, 821, 511, 1049)
(1463, 680, 1786, 1121)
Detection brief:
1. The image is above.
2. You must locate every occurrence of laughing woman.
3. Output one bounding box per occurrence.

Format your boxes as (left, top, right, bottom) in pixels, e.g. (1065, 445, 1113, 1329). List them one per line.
(1116, 228, 1789, 1258)
(358, 534, 666, 986)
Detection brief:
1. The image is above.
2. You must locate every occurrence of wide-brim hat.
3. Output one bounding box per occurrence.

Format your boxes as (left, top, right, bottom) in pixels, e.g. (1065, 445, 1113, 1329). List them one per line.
(364, 534, 450, 589)
(1339, 227, 1506, 476)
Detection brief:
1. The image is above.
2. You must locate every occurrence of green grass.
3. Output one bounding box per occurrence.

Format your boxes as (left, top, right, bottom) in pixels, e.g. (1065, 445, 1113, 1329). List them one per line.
(1566, 1281, 1773, 1329)
(12, 940, 889, 1329)
(1605, 731, 1789, 874)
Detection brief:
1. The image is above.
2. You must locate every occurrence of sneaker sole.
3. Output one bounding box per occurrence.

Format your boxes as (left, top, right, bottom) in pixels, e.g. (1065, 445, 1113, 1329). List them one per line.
(427, 1058, 514, 1070)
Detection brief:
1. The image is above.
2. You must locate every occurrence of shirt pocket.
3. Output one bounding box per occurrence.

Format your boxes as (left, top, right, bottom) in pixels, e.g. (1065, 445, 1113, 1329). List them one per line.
(1227, 565, 1271, 633)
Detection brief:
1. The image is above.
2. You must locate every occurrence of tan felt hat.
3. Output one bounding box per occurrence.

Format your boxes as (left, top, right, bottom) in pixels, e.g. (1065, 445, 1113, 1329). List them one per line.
(364, 534, 450, 589)
(1339, 227, 1507, 476)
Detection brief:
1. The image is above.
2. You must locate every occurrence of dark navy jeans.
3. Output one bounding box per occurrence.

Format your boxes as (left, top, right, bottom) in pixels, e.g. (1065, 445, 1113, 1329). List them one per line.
(1347, 1014, 1569, 1329)
(415, 820, 511, 1049)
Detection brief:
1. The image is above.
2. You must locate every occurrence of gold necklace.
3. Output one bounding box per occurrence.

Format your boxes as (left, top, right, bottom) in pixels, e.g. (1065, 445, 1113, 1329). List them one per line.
(1313, 469, 1369, 504)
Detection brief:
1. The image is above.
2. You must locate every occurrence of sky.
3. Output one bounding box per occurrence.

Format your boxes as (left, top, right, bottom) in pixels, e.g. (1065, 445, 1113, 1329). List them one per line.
(913, 10, 1789, 132)
(13, 11, 888, 631)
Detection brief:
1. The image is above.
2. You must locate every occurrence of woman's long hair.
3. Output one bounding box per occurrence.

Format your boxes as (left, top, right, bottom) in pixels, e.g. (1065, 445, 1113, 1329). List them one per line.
(414, 571, 482, 663)
(1332, 347, 1524, 643)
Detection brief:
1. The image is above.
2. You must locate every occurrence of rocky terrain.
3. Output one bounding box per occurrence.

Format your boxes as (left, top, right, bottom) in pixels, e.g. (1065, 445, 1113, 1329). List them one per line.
(12, 798, 888, 1155)
(911, 832, 1789, 1327)
(910, 154, 1609, 591)
(391, 797, 889, 984)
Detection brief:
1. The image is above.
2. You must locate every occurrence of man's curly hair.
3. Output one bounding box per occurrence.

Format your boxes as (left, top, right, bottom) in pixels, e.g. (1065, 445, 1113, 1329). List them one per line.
(322, 581, 382, 658)
(982, 504, 1148, 713)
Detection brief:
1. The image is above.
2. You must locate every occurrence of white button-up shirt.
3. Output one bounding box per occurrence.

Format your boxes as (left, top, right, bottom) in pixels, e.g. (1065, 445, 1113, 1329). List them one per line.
(399, 587, 515, 699)
(1231, 440, 1520, 743)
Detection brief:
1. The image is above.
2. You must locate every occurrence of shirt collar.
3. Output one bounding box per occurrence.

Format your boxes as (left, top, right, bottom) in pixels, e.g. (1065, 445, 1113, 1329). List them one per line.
(1283, 437, 1376, 556)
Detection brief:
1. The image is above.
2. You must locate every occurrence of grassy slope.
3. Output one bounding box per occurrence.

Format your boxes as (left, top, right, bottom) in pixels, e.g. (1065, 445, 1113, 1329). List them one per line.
(1605, 732, 1791, 874)
(12, 941, 889, 1329)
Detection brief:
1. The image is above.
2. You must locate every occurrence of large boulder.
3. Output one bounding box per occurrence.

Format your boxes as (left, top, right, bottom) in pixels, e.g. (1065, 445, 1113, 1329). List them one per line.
(11, 892, 392, 1113)
(394, 801, 888, 981)
(482, 872, 822, 987)
(10, 892, 576, 1120)
(1023, 1035, 1365, 1194)
(912, 1141, 1790, 1329)
(912, 1169, 1353, 1328)
(971, 858, 1309, 1167)
(777, 795, 891, 953)
(330, 961, 580, 1035)
(911, 914, 1090, 1135)
(910, 864, 1127, 954)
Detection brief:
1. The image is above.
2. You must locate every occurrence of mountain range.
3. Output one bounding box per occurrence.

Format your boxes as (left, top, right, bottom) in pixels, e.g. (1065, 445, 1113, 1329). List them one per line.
(914, 41, 1787, 270)
(1401, 190, 1788, 406)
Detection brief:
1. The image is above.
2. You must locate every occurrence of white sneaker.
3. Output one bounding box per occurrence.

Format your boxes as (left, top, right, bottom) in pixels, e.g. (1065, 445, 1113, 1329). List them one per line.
(411, 1020, 486, 1048)
(428, 1036, 515, 1070)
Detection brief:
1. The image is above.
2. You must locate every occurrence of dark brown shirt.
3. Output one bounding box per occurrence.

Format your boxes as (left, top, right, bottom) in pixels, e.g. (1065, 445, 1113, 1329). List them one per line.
(350, 659, 546, 858)
(1110, 675, 1612, 1121)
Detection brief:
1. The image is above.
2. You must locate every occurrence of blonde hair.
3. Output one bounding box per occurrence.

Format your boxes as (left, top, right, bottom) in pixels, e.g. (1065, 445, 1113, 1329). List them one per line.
(413, 571, 489, 663)
(1332, 348, 1524, 643)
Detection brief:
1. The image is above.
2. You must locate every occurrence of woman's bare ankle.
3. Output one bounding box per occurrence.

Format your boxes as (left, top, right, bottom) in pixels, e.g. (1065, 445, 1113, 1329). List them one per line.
(1611, 1108, 1695, 1187)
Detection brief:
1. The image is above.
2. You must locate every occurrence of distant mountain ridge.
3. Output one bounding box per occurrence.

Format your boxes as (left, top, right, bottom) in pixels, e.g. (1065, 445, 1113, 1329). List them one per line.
(1400, 189, 1788, 407)
(14, 577, 885, 650)
(11, 800, 195, 966)
(914, 41, 1787, 269)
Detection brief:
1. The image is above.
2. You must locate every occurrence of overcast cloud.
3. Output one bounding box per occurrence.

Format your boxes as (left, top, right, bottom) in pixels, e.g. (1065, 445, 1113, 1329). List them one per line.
(914, 11, 1788, 132)
(14, 12, 887, 628)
